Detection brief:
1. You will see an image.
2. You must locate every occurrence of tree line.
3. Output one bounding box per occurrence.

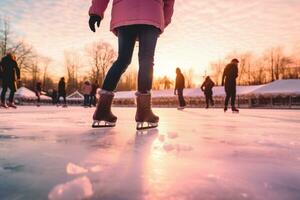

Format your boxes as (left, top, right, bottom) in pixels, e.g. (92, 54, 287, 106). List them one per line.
(2, 18, 299, 95)
(210, 48, 300, 86)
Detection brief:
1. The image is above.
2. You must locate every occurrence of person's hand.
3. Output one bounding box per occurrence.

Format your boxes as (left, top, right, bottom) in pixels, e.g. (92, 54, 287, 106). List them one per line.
(89, 15, 102, 32)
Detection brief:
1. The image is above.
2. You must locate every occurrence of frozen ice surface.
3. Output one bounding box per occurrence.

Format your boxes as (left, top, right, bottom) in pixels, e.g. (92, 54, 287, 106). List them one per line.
(0, 106, 300, 200)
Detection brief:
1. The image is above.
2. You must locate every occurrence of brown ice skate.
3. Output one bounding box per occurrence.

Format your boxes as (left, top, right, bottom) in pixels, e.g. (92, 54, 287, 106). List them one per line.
(135, 92, 159, 130)
(92, 91, 117, 128)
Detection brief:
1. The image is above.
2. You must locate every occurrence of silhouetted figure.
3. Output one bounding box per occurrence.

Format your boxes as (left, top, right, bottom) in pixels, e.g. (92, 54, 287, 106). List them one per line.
(174, 68, 186, 109)
(163, 76, 172, 89)
(57, 77, 67, 107)
(201, 76, 215, 108)
(90, 81, 99, 107)
(35, 81, 42, 107)
(0, 53, 20, 108)
(82, 81, 92, 107)
(52, 89, 58, 105)
(222, 58, 239, 113)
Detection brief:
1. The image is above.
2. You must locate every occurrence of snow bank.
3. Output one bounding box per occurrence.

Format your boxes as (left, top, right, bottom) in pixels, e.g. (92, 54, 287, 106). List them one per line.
(114, 86, 261, 99)
(114, 80, 299, 99)
(0, 86, 51, 100)
(250, 79, 300, 95)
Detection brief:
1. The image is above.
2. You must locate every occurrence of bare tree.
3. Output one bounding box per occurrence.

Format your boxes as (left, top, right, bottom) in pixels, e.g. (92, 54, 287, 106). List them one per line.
(0, 18, 9, 56)
(117, 69, 137, 91)
(38, 56, 52, 90)
(64, 51, 82, 93)
(86, 42, 116, 85)
(183, 68, 195, 88)
(210, 58, 225, 86)
(0, 18, 35, 73)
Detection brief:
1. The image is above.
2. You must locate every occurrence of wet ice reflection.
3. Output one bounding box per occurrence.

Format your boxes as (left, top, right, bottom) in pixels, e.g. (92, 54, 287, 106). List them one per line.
(0, 107, 300, 199)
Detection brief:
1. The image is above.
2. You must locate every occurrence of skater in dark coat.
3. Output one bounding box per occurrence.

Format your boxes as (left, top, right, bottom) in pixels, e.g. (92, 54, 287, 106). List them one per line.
(222, 58, 239, 112)
(51, 89, 58, 105)
(57, 77, 67, 106)
(201, 76, 215, 108)
(90, 81, 99, 107)
(0, 53, 20, 108)
(174, 68, 186, 109)
(35, 81, 42, 107)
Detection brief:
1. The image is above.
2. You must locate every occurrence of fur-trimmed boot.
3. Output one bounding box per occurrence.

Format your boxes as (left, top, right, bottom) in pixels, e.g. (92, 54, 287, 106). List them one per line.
(135, 92, 159, 130)
(92, 91, 117, 128)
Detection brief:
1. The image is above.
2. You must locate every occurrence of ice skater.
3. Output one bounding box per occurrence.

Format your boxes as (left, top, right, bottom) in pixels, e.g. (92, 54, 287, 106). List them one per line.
(201, 76, 215, 108)
(82, 81, 92, 107)
(174, 67, 186, 110)
(51, 89, 58, 105)
(35, 81, 42, 107)
(0, 53, 20, 109)
(222, 58, 239, 113)
(90, 81, 99, 107)
(57, 77, 67, 107)
(88, 0, 175, 130)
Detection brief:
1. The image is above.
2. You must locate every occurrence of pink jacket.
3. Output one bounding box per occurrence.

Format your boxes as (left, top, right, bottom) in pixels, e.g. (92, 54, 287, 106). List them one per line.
(89, 0, 175, 34)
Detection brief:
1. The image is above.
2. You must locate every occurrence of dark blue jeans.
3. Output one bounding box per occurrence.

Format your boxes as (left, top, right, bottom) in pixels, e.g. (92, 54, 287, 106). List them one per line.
(102, 25, 160, 93)
(177, 89, 186, 107)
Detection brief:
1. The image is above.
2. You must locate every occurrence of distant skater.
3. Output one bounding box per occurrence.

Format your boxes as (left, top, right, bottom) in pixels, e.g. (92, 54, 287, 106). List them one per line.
(90, 81, 99, 107)
(57, 77, 67, 107)
(35, 81, 42, 107)
(51, 89, 58, 105)
(174, 68, 186, 110)
(222, 58, 239, 113)
(88, 0, 175, 130)
(82, 81, 92, 107)
(0, 53, 20, 109)
(201, 76, 215, 108)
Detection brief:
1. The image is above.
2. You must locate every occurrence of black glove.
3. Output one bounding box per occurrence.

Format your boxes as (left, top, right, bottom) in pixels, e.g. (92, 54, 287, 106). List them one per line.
(89, 15, 102, 32)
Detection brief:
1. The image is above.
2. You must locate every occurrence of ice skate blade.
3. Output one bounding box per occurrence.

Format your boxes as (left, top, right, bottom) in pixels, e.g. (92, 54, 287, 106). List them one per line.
(92, 120, 116, 128)
(136, 122, 158, 130)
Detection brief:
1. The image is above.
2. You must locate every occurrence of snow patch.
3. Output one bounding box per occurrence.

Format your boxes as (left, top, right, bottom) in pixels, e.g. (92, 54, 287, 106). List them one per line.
(66, 163, 88, 175)
(48, 176, 93, 200)
(89, 165, 103, 173)
(66, 163, 103, 174)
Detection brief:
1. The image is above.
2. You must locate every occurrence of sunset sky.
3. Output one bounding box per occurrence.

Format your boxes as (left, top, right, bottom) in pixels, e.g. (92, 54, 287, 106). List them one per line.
(1, 0, 300, 81)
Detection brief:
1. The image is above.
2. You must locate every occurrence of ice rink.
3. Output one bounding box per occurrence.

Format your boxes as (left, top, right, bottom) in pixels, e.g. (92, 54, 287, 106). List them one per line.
(0, 106, 300, 200)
